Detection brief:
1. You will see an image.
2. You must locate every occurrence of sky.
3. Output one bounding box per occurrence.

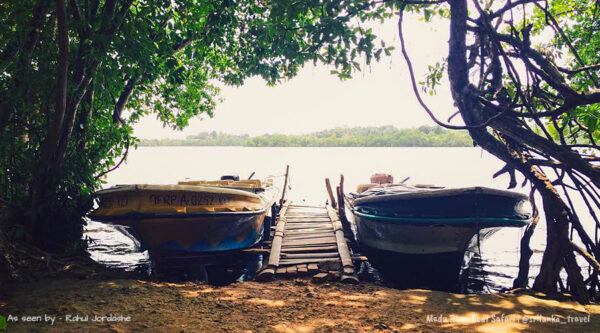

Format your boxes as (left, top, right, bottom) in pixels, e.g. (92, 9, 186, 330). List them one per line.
(133, 13, 459, 139)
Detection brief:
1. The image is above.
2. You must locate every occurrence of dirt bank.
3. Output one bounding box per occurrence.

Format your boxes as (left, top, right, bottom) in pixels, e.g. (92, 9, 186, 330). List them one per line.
(2, 277, 600, 332)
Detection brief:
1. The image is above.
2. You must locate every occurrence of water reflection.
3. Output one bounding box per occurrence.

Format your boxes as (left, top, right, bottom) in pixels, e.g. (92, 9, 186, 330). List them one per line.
(85, 220, 263, 285)
(85, 219, 536, 292)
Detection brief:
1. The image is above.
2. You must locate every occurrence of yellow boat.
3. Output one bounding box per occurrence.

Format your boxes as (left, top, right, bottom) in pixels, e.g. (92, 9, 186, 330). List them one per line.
(89, 177, 279, 255)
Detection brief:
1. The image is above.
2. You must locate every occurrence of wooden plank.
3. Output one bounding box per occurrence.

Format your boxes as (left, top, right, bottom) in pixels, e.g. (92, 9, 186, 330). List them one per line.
(284, 227, 333, 232)
(297, 265, 308, 274)
(286, 266, 297, 276)
(281, 245, 338, 252)
(282, 241, 337, 247)
(279, 258, 341, 265)
(281, 252, 339, 259)
(312, 272, 329, 283)
(282, 243, 338, 248)
(276, 267, 287, 275)
(284, 225, 333, 229)
(285, 214, 329, 217)
(285, 215, 330, 218)
(284, 222, 333, 225)
(284, 227, 333, 231)
(284, 230, 334, 235)
(283, 236, 337, 242)
(283, 234, 336, 241)
(285, 219, 332, 223)
(285, 221, 332, 224)
(307, 264, 319, 272)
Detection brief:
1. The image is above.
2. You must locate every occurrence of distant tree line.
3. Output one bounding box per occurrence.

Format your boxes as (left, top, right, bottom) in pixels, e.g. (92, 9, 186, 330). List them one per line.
(139, 126, 473, 147)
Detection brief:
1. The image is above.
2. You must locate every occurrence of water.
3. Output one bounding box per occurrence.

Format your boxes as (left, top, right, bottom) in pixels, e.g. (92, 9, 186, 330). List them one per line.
(85, 146, 547, 290)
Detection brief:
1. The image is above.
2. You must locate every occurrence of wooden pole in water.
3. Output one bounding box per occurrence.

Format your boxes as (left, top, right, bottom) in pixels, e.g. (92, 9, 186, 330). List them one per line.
(279, 165, 290, 206)
(325, 178, 337, 209)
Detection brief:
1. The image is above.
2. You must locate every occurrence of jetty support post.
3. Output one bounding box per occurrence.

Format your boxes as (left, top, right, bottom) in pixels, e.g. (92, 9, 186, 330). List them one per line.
(279, 165, 290, 207)
(325, 178, 337, 208)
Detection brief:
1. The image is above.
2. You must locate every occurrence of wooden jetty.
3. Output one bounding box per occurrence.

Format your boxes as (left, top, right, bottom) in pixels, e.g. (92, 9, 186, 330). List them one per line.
(257, 202, 359, 283)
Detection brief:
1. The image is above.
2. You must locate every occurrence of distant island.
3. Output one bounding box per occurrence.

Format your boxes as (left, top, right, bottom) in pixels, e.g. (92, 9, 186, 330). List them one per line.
(139, 125, 473, 147)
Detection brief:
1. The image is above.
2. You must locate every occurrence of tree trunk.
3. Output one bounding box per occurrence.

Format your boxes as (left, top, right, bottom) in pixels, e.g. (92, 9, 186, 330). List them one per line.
(513, 206, 538, 288)
(446, 0, 590, 303)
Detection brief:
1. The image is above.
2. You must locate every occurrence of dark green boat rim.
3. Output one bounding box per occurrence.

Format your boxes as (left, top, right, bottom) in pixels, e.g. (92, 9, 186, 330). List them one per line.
(352, 209, 530, 227)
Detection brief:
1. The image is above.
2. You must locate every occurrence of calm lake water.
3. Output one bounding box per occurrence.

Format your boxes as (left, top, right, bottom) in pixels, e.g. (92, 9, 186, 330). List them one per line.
(85, 146, 548, 291)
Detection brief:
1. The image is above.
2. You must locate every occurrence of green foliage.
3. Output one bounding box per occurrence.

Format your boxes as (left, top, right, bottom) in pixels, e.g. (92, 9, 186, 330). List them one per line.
(420, 60, 446, 96)
(140, 126, 472, 147)
(0, 0, 396, 250)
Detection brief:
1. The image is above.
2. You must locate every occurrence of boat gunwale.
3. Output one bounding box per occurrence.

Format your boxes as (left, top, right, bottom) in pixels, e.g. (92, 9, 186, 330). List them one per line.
(94, 184, 264, 199)
(350, 186, 528, 205)
(351, 209, 531, 227)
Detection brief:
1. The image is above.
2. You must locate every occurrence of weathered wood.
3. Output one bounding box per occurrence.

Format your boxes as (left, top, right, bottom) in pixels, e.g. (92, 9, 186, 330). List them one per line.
(259, 202, 359, 283)
(307, 263, 319, 272)
(283, 234, 337, 241)
(286, 266, 297, 276)
(266, 203, 290, 268)
(282, 243, 338, 249)
(284, 229, 335, 234)
(281, 252, 339, 259)
(327, 205, 359, 281)
(279, 258, 341, 265)
(285, 214, 329, 217)
(279, 165, 290, 206)
(256, 268, 275, 281)
(282, 237, 338, 244)
(325, 178, 337, 209)
(341, 274, 360, 284)
(312, 272, 329, 283)
(327, 206, 353, 268)
(281, 245, 338, 252)
(286, 218, 332, 222)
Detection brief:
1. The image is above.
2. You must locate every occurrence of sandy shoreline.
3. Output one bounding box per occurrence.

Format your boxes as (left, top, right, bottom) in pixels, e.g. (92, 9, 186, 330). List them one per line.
(2, 276, 600, 332)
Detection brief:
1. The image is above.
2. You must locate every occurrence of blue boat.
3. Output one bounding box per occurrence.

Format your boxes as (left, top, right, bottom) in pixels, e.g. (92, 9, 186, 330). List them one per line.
(346, 183, 532, 283)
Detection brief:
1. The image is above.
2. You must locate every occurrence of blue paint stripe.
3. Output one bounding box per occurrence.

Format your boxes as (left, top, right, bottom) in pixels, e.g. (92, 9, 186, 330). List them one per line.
(352, 209, 530, 227)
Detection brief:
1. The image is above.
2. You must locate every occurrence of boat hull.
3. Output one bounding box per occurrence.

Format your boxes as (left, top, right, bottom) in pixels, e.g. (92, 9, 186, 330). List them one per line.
(89, 183, 275, 255)
(130, 211, 267, 254)
(347, 186, 531, 282)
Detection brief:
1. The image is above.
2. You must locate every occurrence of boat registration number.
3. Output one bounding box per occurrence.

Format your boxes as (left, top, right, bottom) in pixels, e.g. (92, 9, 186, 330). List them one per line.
(100, 193, 232, 208)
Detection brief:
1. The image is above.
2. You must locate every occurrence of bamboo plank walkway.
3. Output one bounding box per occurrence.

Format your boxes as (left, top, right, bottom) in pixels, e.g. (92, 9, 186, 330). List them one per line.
(257, 203, 359, 283)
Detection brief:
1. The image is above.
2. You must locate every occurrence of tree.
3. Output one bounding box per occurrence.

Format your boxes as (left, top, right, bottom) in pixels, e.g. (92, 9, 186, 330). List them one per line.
(0, 0, 387, 251)
(392, 0, 600, 303)
(4, 0, 596, 304)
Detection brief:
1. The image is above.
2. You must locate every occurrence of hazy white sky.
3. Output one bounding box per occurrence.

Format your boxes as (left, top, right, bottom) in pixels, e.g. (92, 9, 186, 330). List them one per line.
(134, 14, 458, 139)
